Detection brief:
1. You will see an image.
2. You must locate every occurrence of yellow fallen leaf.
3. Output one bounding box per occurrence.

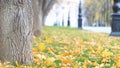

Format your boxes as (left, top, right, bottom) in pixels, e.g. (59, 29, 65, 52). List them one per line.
(44, 57, 55, 66)
(39, 43, 46, 51)
(58, 52, 72, 56)
(45, 38, 52, 43)
(79, 40, 84, 45)
(89, 62, 99, 67)
(82, 64, 87, 68)
(34, 57, 41, 64)
(102, 51, 112, 57)
(48, 48, 54, 53)
(26, 66, 32, 68)
(73, 51, 79, 55)
(116, 60, 120, 67)
(15, 61, 25, 68)
(15, 61, 19, 67)
(61, 59, 72, 64)
(97, 46, 104, 53)
(73, 64, 79, 68)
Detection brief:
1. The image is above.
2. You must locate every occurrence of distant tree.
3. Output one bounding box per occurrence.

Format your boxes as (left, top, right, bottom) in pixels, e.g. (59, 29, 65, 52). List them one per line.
(32, 0, 57, 36)
(39, 0, 57, 26)
(32, 0, 42, 36)
(83, 0, 112, 26)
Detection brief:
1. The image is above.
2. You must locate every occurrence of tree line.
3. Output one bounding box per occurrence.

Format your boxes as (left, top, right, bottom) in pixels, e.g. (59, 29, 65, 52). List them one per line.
(83, 0, 113, 26)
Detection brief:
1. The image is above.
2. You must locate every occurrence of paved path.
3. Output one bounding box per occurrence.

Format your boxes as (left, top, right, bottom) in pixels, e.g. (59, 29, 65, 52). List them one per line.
(83, 27, 111, 34)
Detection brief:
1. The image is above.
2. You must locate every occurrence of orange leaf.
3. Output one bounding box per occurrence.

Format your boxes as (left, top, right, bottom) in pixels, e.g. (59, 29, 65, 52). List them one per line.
(33, 48, 39, 54)
(62, 59, 72, 64)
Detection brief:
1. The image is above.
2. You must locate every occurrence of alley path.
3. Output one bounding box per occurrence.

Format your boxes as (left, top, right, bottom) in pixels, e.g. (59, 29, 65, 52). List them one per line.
(83, 27, 111, 34)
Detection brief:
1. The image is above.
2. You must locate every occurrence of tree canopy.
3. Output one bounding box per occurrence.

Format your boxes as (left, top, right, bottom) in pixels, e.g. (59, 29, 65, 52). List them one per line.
(83, 0, 113, 26)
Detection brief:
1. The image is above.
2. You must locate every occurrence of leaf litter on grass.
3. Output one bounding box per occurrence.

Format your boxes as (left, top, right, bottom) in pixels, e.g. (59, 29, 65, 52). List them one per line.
(1, 26, 120, 68)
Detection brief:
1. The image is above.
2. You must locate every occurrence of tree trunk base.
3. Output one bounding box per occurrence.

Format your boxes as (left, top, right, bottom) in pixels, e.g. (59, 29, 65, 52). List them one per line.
(110, 32, 120, 36)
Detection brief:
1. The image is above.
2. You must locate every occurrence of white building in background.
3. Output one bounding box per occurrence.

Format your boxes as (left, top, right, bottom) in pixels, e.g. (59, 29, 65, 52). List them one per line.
(45, 0, 81, 28)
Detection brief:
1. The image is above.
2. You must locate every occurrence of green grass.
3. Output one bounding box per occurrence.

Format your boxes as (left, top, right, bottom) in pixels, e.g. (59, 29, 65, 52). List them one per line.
(32, 26, 120, 67)
(2, 26, 120, 68)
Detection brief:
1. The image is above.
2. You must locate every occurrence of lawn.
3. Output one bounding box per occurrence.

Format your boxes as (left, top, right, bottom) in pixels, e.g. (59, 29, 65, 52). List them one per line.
(32, 26, 120, 68)
(2, 26, 120, 68)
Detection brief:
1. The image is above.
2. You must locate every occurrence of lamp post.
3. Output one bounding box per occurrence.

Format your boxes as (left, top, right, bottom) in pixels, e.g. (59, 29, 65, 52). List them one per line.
(110, 0, 120, 36)
(67, 9, 70, 27)
(78, 0, 82, 29)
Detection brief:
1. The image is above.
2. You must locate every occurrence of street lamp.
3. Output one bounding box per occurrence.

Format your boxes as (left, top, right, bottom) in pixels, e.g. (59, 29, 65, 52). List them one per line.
(110, 0, 120, 36)
(78, 0, 82, 29)
(67, 9, 70, 27)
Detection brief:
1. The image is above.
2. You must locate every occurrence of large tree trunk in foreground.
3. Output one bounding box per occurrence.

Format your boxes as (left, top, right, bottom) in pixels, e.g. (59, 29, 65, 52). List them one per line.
(0, 0, 33, 65)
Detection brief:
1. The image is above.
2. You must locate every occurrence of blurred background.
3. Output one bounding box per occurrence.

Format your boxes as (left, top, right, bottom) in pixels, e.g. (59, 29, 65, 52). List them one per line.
(45, 0, 113, 28)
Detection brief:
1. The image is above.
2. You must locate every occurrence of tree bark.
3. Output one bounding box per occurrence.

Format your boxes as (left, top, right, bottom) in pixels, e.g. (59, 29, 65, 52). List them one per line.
(0, 0, 33, 65)
(32, 0, 42, 36)
(39, 0, 56, 26)
(32, 0, 56, 36)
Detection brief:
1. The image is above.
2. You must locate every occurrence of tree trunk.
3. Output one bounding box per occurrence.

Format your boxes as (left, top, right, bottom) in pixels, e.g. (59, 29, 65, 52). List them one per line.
(32, 0, 42, 36)
(32, 0, 57, 35)
(0, 0, 33, 65)
(39, 0, 56, 26)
